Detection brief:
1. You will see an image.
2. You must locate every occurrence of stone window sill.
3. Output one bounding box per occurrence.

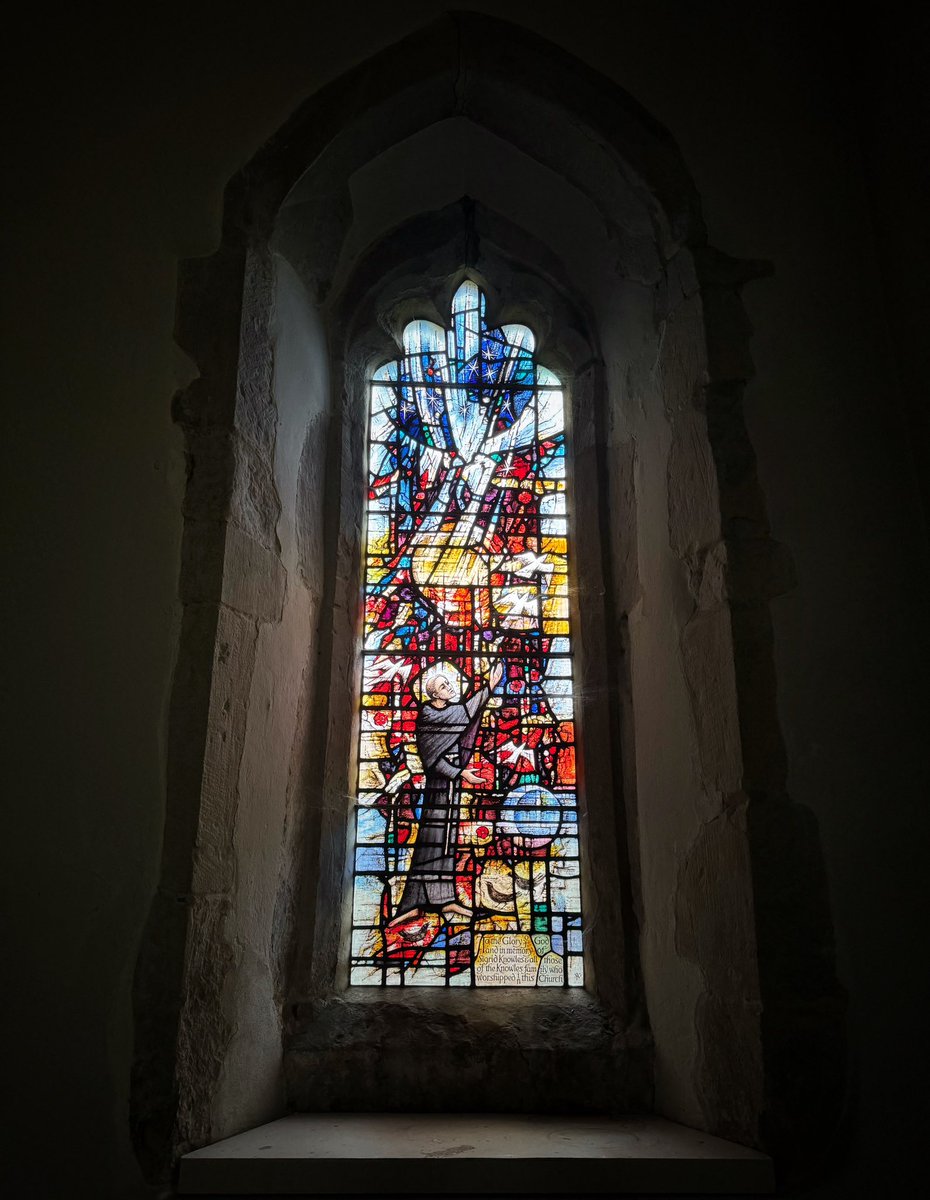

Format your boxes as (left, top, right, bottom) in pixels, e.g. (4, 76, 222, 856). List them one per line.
(179, 1113, 774, 1194)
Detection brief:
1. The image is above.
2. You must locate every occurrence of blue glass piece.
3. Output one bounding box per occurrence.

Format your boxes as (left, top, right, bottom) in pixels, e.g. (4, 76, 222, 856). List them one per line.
(355, 846, 386, 873)
(356, 807, 386, 843)
(372, 360, 399, 382)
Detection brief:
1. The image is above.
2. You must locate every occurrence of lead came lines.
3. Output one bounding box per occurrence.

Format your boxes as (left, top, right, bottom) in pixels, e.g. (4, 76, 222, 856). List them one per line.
(350, 282, 583, 987)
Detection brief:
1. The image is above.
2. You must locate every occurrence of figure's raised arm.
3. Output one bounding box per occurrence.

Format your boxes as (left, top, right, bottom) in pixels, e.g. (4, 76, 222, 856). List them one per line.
(464, 685, 490, 720)
(464, 660, 503, 720)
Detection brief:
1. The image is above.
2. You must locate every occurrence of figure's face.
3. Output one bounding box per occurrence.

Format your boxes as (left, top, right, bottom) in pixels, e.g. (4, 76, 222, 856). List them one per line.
(433, 677, 456, 702)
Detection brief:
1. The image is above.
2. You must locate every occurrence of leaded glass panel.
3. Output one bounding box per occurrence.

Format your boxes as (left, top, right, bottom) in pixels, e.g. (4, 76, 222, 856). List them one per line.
(349, 281, 583, 987)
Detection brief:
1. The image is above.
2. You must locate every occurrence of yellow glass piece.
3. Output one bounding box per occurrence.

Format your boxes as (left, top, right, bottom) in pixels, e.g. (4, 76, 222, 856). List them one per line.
(542, 595, 570, 619)
(412, 540, 486, 588)
(543, 619, 570, 635)
(473, 933, 541, 986)
(358, 762, 386, 791)
(362, 693, 387, 707)
(359, 731, 389, 760)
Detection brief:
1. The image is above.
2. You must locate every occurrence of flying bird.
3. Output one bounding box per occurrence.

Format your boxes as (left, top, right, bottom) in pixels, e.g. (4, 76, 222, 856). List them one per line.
(365, 656, 413, 687)
(498, 740, 535, 767)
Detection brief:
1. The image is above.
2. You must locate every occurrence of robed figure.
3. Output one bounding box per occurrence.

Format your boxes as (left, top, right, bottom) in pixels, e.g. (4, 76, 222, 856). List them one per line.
(394, 663, 503, 921)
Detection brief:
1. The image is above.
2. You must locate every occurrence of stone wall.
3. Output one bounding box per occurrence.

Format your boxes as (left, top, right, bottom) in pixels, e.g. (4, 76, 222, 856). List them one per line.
(130, 17, 796, 1175)
(5, 4, 926, 1197)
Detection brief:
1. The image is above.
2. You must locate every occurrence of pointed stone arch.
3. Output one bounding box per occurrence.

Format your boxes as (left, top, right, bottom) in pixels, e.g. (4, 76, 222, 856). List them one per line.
(131, 11, 843, 1185)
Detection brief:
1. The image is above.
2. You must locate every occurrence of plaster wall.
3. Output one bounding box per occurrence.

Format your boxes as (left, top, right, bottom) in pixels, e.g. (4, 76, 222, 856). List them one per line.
(4, 3, 927, 1197)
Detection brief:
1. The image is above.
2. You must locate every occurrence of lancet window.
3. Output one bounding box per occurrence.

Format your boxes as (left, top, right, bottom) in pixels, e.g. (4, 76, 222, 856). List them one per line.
(349, 281, 584, 987)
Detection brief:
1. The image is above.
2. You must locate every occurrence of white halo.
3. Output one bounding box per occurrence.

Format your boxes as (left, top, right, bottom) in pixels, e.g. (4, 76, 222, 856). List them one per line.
(418, 662, 464, 702)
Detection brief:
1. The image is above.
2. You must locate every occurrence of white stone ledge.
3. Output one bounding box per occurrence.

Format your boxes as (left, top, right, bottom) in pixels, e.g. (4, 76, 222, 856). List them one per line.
(179, 1113, 774, 1194)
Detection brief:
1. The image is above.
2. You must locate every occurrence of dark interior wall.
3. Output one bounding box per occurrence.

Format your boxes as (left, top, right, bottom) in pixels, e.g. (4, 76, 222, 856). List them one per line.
(4, 3, 926, 1197)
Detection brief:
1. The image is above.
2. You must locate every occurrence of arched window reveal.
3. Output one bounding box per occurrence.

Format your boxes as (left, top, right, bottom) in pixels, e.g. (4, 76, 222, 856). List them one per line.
(350, 281, 584, 987)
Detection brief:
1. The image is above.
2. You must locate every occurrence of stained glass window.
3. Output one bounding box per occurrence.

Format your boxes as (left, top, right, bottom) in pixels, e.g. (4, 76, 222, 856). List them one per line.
(349, 281, 583, 987)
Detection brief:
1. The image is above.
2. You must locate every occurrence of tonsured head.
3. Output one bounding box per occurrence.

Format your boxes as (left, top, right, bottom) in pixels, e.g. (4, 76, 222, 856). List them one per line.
(424, 672, 457, 702)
